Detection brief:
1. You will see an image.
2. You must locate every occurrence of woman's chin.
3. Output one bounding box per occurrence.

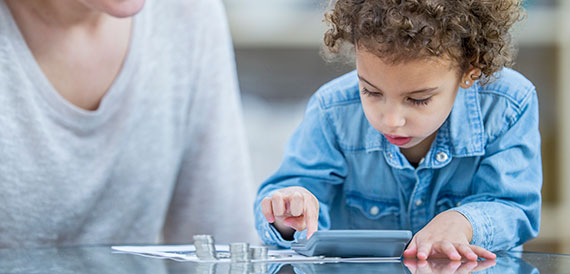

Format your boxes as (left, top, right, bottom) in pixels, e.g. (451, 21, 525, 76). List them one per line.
(83, 0, 146, 18)
(107, 0, 145, 18)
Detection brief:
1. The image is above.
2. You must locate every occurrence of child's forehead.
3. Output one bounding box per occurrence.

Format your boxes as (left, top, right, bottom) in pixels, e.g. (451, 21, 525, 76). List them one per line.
(355, 49, 463, 91)
(354, 44, 460, 71)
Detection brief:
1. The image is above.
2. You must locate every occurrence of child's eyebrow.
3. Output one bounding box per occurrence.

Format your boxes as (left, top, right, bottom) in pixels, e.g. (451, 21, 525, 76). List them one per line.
(358, 74, 438, 95)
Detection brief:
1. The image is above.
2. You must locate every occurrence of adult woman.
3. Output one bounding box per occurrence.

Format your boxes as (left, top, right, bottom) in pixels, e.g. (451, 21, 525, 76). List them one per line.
(0, 0, 255, 246)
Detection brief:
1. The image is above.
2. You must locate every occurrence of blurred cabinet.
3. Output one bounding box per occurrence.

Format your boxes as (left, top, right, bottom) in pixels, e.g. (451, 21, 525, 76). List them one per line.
(515, 1, 570, 254)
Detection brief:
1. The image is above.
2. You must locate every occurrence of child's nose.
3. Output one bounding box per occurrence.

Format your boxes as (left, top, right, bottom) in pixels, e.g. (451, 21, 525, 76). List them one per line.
(382, 108, 406, 129)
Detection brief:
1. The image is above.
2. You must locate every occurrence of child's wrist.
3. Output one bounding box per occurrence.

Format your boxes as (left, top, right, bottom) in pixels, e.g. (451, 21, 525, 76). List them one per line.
(449, 210, 473, 243)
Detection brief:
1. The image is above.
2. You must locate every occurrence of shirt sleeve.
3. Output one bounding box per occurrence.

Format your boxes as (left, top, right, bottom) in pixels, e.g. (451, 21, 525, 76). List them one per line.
(254, 93, 347, 248)
(161, 0, 257, 244)
(452, 90, 542, 251)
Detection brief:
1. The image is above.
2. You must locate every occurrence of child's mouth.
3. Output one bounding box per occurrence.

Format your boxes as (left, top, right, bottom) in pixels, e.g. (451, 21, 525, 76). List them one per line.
(384, 134, 412, 146)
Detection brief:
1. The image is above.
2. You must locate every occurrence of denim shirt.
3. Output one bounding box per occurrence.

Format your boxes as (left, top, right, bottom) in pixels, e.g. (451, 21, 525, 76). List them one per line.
(254, 68, 542, 251)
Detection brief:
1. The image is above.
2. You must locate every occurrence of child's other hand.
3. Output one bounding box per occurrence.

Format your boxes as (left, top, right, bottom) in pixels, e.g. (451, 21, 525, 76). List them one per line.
(403, 211, 496, 261)
(260, 186, 319, 239)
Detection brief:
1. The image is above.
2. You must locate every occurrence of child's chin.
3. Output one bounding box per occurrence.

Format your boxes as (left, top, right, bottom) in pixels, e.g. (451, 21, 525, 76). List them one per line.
(397, 140, 419, 149)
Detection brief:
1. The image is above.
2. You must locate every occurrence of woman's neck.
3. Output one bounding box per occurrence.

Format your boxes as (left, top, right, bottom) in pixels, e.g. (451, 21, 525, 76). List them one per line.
(4, 0, 133, 111)
(6, 0, 108, 29)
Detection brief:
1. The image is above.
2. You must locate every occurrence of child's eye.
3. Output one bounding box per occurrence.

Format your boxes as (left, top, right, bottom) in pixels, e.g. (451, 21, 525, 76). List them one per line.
(361, 88, 382, 97)
(408, 97, 431, 106)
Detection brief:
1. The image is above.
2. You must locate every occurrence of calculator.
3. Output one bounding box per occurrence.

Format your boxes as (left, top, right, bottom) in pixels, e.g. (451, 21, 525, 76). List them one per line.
(291, 230, 412, 258)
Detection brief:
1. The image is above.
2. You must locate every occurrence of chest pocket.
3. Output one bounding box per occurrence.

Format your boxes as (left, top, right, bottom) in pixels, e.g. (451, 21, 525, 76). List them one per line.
(345, 193, 401, 229)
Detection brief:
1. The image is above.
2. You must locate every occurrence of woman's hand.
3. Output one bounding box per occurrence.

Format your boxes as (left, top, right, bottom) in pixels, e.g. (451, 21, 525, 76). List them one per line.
(260, 186, 319, 240)
(403, 210, 496, 261)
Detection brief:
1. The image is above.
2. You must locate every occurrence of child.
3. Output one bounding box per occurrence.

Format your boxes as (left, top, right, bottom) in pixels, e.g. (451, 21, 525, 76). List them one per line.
(254, 0, 541, 261)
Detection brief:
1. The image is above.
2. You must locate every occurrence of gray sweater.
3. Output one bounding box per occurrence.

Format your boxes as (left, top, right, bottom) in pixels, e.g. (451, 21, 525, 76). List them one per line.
(0, 0, 257, 247)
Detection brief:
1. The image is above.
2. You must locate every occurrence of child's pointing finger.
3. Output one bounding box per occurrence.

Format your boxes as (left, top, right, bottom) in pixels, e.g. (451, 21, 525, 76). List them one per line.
(290, 192, 304, 217)
(305, 197, 319, 239)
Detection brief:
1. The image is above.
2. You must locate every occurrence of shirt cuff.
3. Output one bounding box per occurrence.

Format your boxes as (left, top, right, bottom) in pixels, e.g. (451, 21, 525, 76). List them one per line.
(257, 221, 295, 248)
(450, 203, 494, 250)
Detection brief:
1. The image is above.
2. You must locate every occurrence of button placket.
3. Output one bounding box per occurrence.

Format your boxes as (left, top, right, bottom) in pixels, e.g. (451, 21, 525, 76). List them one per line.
(369, 206, 380, 216)
(419, 157, 425, 165)
(414, 199, 423, 207)
(409, 171, 423, 230)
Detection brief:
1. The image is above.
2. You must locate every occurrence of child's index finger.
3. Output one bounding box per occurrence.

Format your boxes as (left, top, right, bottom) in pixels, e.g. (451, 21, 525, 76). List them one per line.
(305, 202, 318, 239)
(290, 192, 304, 217)
(403, 239, 418, 258)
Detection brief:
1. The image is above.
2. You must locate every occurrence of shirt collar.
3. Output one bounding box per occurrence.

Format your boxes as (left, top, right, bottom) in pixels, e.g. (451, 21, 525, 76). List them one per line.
(446, 85, 485, 157)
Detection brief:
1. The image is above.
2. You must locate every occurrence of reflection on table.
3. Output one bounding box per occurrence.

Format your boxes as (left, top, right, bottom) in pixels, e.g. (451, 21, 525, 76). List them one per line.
(272, 252, 535, 274)
(0, 246, 569, 273)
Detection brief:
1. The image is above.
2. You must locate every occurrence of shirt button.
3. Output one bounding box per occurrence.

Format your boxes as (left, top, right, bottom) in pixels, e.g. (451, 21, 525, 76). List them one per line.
(265, 231, 270, 238)
(435, 152, 448, 162)
(387, 152, 393, 159)
(370, 206, 380, 216)
(456, 202, 461, 207)
(415, 199, 423, 207)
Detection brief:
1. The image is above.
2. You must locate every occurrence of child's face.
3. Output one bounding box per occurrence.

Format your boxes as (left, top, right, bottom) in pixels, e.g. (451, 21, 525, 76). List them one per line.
(356, 48, 462, 150)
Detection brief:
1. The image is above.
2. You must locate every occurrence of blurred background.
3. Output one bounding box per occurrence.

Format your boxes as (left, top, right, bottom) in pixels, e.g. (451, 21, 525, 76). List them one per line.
(223, 0, 570, 253)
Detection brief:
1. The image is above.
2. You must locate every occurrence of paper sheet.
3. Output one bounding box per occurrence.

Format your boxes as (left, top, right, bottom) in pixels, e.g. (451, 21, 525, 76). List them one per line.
(111, 245, 401, 263)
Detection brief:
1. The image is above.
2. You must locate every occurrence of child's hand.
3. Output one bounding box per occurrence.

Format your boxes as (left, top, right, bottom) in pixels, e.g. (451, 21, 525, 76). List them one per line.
(403, 211, 496, 261)
(260, 186, 319, 239)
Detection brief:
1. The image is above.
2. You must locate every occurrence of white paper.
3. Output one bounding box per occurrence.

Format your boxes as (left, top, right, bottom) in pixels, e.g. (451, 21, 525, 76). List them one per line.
(111, 245, 401, 263)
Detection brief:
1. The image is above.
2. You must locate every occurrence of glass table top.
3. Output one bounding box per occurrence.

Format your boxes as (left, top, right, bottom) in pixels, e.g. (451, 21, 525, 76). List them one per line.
(0, 246, 568, 273)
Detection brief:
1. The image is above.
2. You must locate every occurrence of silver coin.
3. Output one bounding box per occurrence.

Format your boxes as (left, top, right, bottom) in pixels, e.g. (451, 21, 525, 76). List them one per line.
(229, 243, 250, 262)
(252, 263, 268, 273)
(229, 262, 251, 274)
(193, 235, 214, 243)
(249, 247, 268, 260)
(193, 235, 217, 260)
(196, 262, 217, 274)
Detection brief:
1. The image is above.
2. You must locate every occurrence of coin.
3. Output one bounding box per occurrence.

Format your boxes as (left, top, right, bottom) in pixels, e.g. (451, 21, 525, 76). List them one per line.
(229, 242, 250, 262)
(250, 246, 268, 260)
(193, 234, 217, 260)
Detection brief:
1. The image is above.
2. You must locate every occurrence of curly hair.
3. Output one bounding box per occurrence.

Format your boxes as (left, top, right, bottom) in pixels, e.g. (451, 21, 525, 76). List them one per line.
(323, 0, 525, 84)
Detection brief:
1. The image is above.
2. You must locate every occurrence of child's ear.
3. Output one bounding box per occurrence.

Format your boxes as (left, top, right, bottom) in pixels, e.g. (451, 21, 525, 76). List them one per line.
(460, 68, 482, 89)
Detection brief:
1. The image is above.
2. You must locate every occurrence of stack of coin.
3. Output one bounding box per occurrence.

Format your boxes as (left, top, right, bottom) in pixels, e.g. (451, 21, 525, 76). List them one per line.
(252, 262, 268, 274)
(229, 242, 250, 262)
(249, 246, 268, 260)
(193, 235, 217, 260)
(229, 262, 251, 274)
(196, 262, 217, 274)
